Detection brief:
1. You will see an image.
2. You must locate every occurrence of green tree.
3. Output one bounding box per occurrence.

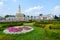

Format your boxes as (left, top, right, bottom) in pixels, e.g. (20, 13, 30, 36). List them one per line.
(34, 16, 36, 20)
(39, 14, 43, 16)
(54, 15, 58, 19)
(24, 15, 26, 20)
(31, 16, 33, 20)
(5, 15, 9, 18)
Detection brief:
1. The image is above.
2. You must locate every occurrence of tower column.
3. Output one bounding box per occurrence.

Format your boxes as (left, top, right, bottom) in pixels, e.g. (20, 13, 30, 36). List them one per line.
(18, 5, 21, 13)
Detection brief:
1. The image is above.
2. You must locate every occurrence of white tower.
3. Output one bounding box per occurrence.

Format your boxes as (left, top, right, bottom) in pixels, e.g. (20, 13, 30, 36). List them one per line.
(16, 5, 24, 21)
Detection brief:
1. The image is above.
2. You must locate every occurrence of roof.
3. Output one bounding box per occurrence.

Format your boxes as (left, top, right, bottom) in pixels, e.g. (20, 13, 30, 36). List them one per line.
(7, 15, 15, 17)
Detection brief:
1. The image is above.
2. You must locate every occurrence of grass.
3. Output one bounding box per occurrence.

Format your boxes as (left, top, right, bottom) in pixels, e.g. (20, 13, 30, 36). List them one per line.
(0, 23, 59, 40)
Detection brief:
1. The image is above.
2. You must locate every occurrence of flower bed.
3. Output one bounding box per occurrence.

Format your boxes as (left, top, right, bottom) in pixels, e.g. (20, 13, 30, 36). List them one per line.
(3, 26, 34, 34)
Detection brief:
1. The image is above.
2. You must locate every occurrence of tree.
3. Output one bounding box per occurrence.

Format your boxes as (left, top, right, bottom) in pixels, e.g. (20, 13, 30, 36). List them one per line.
(27, 16, 29, 20)
(54, 15, 58, 19)
(39, 14, 43, 16)
(27, 16, 29, 18)
(31, 16, 33, 20)
(34, 16, 36, 20)
(24, 15, 26, 20)
(24, 15, 25, 17)
(5, 15, 9, 18)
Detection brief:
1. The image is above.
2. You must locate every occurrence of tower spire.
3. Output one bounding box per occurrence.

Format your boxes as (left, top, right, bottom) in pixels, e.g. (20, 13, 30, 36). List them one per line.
(18, 4, 21, 13)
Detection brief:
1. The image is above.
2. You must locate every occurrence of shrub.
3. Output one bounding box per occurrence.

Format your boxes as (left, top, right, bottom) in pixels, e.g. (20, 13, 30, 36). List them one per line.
(0, 22, 23, 31)
(45, 24, 60, 39)
(46, 29, 60, 39)
(1, 22, 23, 28)
(33, 22, 46, 28)
(37, 20, 60, 24)
(49, 24, 60, 29)
(0, 28, 5, 31)
(0, 36, 15, 40)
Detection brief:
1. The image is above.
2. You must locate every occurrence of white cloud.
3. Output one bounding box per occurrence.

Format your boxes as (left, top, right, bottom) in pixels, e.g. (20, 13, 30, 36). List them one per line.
(13, 0, 17, 2)
(1, 0, 17, 2)
(0, 2, 4, 8)
(53, 6, 60, 11)
(51, 6, 60, 15)
(1, 0, 7, 1)
(24, 6, 43, 13)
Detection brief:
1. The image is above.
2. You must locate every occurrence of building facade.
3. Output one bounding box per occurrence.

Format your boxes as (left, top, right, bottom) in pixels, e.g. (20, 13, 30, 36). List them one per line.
(15, 5, 25, 21)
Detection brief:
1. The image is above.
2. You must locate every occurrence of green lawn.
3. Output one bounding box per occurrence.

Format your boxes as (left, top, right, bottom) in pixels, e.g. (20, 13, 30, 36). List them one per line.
(0, 23, 58, 40)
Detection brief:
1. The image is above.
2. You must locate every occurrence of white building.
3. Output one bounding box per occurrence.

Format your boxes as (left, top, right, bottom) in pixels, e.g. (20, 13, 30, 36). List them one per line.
(15, 5, 25, 21)
(5, 15, 16, 22)
(38, 15, 54, 20)
(4, 5, 54, 22)
(5, 5, 25, 22)
(0, 16, 5, 22)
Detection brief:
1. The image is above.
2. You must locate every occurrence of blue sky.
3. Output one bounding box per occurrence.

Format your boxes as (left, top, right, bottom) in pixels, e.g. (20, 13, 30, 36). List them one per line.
(0, 0, 60, 16)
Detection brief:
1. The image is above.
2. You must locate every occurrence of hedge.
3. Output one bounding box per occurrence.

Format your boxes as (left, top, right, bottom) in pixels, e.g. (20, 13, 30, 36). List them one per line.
(0, 22, 23, 31)
(45, 24, 60, 39)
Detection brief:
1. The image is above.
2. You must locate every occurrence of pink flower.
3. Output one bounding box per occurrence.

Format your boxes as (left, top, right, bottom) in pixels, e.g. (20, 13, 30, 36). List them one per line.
(6, 26, 32, 33)
(7, 27, 23, 32)
(23, 27, 31, 30)
(7, 27, 14, 32)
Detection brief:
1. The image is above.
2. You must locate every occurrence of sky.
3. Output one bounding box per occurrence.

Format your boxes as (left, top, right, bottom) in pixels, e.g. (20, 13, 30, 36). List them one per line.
(0, 0, 60, 17)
